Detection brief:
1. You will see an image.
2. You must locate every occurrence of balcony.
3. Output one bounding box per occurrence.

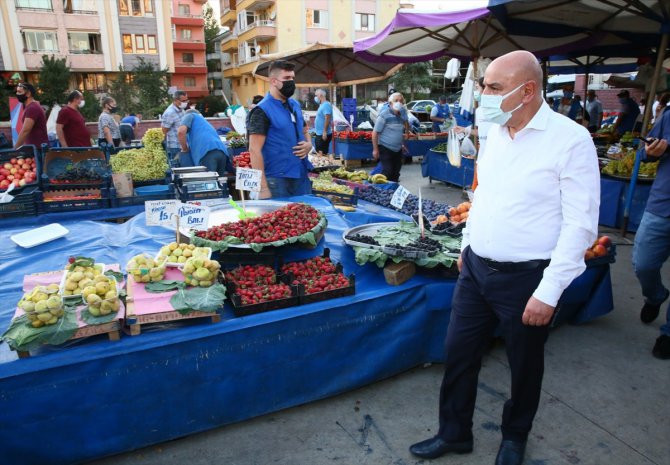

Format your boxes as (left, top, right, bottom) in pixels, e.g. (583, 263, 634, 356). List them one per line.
(208, 71, 223, 79)
(182, 86, 209, 98)
(221, 8, 237, 27)
(174, 62, 208, 74)
(237, 55, 259, 66)
(223, 66, 241, 78)
(237, 0, 274, 12)
(171, 15, 204, 26)
(221, 37, 238, 52)
(173, 40, 207, 51)
(24, 51, 105, 70)
(238, 20, 276, 42)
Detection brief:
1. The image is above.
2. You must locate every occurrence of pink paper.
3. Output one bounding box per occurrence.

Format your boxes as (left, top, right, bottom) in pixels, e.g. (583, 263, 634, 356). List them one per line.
(129, 267, 183, 315)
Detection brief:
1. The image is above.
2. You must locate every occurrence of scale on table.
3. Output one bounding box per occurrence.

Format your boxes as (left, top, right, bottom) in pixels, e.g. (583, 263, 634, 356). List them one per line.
(175, 171, 225, 194)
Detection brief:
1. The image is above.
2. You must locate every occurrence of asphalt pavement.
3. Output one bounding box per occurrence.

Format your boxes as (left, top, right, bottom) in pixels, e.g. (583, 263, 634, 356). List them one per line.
(90, 161, 669, 465)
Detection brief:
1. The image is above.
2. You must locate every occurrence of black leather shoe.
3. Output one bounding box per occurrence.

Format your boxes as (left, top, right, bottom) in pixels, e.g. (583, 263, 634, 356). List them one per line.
(409, 436, 473, 459)
(652, 335, 670, 360)
(495, 440, 526, 465)
(641, 289, 669, 323)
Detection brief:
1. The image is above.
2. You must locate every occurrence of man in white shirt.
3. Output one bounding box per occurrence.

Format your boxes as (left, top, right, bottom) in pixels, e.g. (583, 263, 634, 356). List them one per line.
(410, 51, 600, 465)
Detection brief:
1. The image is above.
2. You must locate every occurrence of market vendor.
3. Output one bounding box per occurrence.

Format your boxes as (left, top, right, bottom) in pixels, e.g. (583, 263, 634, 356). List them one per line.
(430, 95, 451, 132)
(248, 60, 313, 199)
(372, 92, 410, 182)
(612, 90, 641, 136)
(177, 109, 232, 176)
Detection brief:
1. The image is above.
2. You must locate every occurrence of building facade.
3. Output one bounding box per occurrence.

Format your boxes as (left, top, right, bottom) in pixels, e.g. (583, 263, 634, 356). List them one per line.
(0, 0, 207, 102)
(219, 0, 399, 106)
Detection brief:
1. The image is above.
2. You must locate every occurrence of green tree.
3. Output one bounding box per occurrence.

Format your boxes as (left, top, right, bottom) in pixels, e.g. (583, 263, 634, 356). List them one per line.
(79, 90, 102, 122)
(203, 4, 220, 55)
(388, 63, 433, 101)
(133, 57, 169, 118)
(108, 66, 139, 116)
(198, 95, 227, 117)
(37, 55, 71, 109)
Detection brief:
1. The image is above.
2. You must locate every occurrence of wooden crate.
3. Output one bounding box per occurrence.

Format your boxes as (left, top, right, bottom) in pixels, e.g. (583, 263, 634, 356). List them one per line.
(343, 159, 363, 169)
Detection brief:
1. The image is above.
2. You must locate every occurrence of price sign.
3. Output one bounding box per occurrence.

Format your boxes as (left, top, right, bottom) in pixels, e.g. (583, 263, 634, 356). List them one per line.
(177, 203, 210, 231)
(235, 167, 262, 192)
(145, 200, 179, 227)
(390, 185, 411, 209)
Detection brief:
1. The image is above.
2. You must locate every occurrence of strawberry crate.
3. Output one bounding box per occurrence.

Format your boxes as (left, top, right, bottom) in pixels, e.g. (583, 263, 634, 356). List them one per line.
(0, 186, 39, 218)
(296, 274, 355, 305)
(0, 145, 41, 193)
(216, 248, 279, 269)
(228, 281, 300, 317)
(37, 187, 110, 213)
(41, 146, 110, 190)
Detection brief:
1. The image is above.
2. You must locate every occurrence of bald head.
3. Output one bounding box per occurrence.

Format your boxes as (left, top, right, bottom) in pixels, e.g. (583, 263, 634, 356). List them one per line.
(487, 50, 542, 93)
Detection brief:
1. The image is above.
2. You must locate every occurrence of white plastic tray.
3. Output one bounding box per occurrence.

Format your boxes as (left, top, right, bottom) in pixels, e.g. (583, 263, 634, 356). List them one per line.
(11, 223, 69, 248)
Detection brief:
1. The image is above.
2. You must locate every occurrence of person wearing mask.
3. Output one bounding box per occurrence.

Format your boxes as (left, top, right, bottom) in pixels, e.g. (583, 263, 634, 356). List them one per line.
(162, 91, 189, 165)
(586, 90, 603, 132)
(430, 95, 451, 132)
(314, 89, 333, 156)
(631, 110, 670, 360)
(120, 113, 141, 145)
(178, 109, 232, 176)
(56, 90, 91, 148)
(98, 97, 121, 147)
(372, 92, 410, 182)
(248, 60, 313, 199)
(409, 50, 599, 465)
(612, 90, 641, 136)
(553, 88, 582, 121)
(13, 82, 48, 148)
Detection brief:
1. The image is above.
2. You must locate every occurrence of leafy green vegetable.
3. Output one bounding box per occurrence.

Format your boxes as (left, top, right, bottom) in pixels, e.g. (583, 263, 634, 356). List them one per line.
(104, 270, 124, 282)
(80, 308, 118, 325)
(169, 283, 226, 315)
(144, 280, 185, 293)
(1, 307, 79, 352)
(68, 256, 95, 271)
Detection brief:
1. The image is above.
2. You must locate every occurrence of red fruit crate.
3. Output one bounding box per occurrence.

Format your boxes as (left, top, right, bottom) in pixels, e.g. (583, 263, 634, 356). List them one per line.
(0, 145, 41, 193)
(37, 187, 110, 213)
(228, 281, 300, 317)
(41, 147, 110, 190)
(296, 274, 356, 305)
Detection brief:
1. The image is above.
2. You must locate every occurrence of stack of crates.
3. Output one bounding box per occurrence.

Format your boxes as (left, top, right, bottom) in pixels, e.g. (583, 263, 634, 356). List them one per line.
(342, 98, 358, 127)
(0, 145, 41, 219)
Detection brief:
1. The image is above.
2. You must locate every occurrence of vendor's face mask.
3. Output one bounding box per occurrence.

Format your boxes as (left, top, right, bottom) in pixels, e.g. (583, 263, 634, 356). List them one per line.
(480, 81, 527, 126)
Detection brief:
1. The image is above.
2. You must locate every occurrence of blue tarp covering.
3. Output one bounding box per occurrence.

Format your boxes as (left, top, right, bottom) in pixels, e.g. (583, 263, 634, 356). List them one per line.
(0, 196, 613, 465)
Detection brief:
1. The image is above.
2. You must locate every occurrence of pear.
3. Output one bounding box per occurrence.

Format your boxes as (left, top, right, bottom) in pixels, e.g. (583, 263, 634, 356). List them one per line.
(88, 306, 101, 316)
(199, 280, 212, 287)
(73, 266, 85, 273)
(182, 249, 193, 258)
(149, 267, 162, 278)
(34, 300, 48, 313)
(37, 312, 52, 322)
(84, 271, 95, 280)
(141, 274, 151, 283)
(47, 283, 60, 293)
(87, 294, 102, 306)
(111, 300, 120, 311)
(33, 292, 48, 302)
(94, 275, 108, 283)
(32, 320, 44, 328)
(105, 290, 117, 300)
(69, 271, 84, 282)
(27, 313, 38, 322)
(168, 242, 179, 251)
(20, 301, 35, 312)
(194, 267, 210, 281)
(172, 248, 183, 257)
(82, 286, 97, 299)
(78, 278, 93, 290)
(46, 296, 62, 309)
(100, 300, 113, 315)
(65, 280, 78, 291)
(178, 256, 187, 263)
(63, 290, 73, 296)
(46, 316, 58, 325)
(183, 263, 195, 274)
(95, 281, 110, 295)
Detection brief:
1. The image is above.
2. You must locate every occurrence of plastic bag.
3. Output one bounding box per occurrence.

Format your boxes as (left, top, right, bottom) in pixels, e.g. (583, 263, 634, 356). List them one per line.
(460, 137, 477, 158)
(447, 128, 461, 167)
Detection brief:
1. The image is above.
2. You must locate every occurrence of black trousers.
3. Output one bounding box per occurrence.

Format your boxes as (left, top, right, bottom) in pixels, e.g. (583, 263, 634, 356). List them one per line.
(379, 144, 402, 182)
(438, 246, 551, 443)
(314, 133, 332, 154)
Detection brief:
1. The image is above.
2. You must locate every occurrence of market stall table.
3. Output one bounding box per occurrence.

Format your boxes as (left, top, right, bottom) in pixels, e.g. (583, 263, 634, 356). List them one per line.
(0, 196, 614, 465)
(598, 175, 651, 232)
(421, 148, 475, 188)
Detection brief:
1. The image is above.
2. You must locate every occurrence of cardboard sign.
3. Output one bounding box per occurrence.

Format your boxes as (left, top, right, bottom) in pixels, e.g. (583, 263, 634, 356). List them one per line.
(235, 167, 262, 192)
(390, 185, 410, 209)
(177, 203, 210, 231)
(112, 173, 134, 198)
(145, 200, 179, 227)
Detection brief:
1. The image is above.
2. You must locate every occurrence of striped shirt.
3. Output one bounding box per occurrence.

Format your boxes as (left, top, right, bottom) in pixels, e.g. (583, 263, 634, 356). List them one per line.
(373, 107, 407, 151)
(161, 103, 185, 149)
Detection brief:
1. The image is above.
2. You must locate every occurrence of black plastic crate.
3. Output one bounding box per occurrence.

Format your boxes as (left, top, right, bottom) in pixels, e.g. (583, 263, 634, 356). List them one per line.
(40, 146, 110, 190)
(0, 186, 39, 218)
(37, 187, 110, 213)
(296, 274, 355, 305)
(215, 248, 279, 269)
(0, 145, 41, 194)
(228, 282, 300, 317)
(311, 188, 358, 206)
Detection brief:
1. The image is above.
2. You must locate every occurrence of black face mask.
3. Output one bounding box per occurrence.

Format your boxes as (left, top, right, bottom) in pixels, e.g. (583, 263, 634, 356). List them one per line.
(16, 94, 28, 103)
(279, 80, 296, 99)
(109, 106, 118, 113)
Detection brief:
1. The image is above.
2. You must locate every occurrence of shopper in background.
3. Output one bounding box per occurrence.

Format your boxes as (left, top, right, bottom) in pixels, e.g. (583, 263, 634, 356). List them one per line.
(430, 95, 451, 132)
(13, 82, 48, 148)
(178, 109, 232, 176)
(162, 90, 189, 165)
(586, 90, 603, 132)
(314, 89, 333, 155)
(120, 113, 141, 145)
(612, 90, 641, 136)
(97, 96, 121, 147)
(653, 93, 670, 124)
(248, 60, 312, 199)
(56, 90, 91, 147)
(372, 92, 409, 182)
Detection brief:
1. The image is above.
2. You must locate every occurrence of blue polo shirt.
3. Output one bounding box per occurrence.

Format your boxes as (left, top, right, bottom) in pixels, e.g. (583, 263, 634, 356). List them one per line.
(374, 106, 407, 152)
(644, 108, 670, 217)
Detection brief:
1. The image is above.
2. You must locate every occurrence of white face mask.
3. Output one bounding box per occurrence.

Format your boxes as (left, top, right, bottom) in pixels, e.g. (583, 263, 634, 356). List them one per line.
(473, 91, 481, 103)
(78, 100, 85, 108)
(392, 101, 403, 111)
(179, 101, 188, 110)
(479, 81, 527, 126)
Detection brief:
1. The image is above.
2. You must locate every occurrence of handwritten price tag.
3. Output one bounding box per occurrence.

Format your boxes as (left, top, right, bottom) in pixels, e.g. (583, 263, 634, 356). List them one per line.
(145, 200, 179, 227)
(235, 167, 262, 192)
(390, 185, 410, 209)
(177, 203, 210, 231)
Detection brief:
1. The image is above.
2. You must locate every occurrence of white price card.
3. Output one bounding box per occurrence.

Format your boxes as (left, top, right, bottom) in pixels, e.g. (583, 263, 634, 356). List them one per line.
(145, 200, 179, 227)
(177, 202, 210, 231)
(235, 167, 262, 192)
(390, 185, 411, 209)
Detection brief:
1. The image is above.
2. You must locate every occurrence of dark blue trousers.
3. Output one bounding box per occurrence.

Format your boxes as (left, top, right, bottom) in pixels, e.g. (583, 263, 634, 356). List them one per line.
(438, 246, 551, 443)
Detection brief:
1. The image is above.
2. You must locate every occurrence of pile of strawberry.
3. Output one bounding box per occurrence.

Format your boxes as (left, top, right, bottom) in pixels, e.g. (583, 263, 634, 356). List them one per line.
(196, 203, 321, 244)
(233, 151, 251, 168)
(282, 256, 350, 295)
(225, 264, 276, 288)
(236, 283, 292, 306)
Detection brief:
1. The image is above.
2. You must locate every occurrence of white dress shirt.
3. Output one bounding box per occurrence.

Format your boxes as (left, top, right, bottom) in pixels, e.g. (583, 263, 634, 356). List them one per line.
(462, 102, 600, 307)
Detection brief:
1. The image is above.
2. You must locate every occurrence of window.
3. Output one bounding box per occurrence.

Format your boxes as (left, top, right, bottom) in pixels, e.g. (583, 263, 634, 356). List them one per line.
(135, 35, 145, 53)
(181, 29, 192, 40)
(355, 13, 375, 32)
(23, 31, 59, 52)
(178, 4, 190, 15)
(182, 53, 194, 63)
(184, 77, 196, 87)
(147, 35, 157, 53)
(237, 10, 256, 30)
(122, 34, 133, 53)
(16, 0, 52, 9)
(306, 9, 328, 28)
(118, 0, 152, 16)
(63, 0, 97, 13)
(68, 32, 101, 54)
(76, 73, 108, 93)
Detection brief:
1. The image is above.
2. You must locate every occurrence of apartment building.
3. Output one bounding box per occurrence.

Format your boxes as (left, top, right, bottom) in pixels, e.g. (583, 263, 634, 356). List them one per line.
(219, 0, 399, 106)
(0, 0, 207, 101)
